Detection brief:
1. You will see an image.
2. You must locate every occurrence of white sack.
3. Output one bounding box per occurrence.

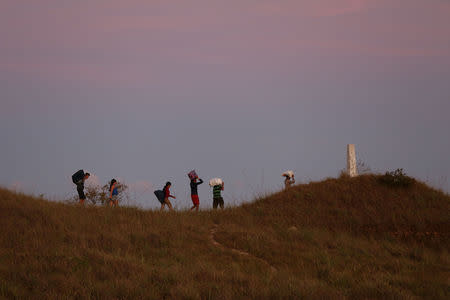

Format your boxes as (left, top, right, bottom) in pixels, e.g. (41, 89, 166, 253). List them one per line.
(282, 170, 294, 178)
(209, 178, 223, 187)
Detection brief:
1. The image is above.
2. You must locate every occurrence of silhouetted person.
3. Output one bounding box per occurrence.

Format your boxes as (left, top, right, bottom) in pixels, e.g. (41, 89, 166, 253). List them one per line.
(212, 182, 224, 209)
(190, 177, 203, 211)
(161, 181, 175, 211)
(72, 170, 90, 205)
(284, 174, 295, 189)
(109, 179, 119, 207)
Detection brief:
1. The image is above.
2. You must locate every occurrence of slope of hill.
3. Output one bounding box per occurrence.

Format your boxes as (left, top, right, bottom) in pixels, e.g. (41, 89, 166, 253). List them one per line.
(0, 175, 448, 299)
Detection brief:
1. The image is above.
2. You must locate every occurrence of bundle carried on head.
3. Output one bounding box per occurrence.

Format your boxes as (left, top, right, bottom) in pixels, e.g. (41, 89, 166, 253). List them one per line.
(188, 170, 198, 180)
(209, 178, 223, 187)
(282, 170, 294, 178)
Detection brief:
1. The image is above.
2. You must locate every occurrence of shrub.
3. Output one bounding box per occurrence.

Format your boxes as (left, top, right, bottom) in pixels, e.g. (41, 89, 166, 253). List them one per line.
(378, 169, 414, 187)
(357, 159, 371, 174)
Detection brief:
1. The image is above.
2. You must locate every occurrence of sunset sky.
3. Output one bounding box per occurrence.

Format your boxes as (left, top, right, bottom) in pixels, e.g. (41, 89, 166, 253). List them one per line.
(1, 0, 449, 208)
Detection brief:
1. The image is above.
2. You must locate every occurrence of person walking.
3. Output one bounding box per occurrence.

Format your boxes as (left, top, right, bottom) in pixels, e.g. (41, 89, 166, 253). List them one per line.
(190, 177, 203, 211)
(212, 181, 224, 209)
(161, 181, 175, 211)
(283, 171, 295, 189)
(109, 179, 119, 207)
(72, 170, 90, 205)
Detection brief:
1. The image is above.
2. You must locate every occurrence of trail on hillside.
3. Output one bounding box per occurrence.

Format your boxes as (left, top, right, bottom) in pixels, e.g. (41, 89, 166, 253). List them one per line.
(209, 224, 277, 274)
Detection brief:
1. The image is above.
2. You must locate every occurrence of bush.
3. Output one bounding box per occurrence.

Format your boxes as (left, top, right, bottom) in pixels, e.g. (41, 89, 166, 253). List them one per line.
(378, 169, 415, 187)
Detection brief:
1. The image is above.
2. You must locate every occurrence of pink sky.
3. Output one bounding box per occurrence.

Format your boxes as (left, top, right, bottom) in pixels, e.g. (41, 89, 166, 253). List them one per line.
(1, 0, 449, 87)
(1, 0, 449, 203)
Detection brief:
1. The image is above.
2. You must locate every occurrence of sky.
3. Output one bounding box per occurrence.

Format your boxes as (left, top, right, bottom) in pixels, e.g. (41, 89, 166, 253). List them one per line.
(1, 0, 449, 209)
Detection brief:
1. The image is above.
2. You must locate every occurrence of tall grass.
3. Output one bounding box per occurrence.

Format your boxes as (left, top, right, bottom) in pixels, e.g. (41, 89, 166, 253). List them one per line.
(0, 174, 449, 299)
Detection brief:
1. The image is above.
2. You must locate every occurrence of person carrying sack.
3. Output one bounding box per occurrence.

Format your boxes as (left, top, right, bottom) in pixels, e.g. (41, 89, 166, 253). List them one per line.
(282, 171, 295, 189)
(190, 177, 203, 211)
(212, 182, 224, 209)
(72, 170, 90, 205)
(161, 181, 175, 211)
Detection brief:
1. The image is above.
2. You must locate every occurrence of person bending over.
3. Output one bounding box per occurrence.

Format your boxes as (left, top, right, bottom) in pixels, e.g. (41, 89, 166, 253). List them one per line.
(72, 170, 90, 205)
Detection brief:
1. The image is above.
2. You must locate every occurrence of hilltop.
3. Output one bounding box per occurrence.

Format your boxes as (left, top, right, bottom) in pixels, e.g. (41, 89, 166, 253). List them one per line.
(0, 175, 448, 299)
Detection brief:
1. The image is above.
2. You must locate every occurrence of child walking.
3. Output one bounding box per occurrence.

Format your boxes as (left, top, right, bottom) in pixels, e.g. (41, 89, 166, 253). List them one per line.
(161, 181, 175, 211)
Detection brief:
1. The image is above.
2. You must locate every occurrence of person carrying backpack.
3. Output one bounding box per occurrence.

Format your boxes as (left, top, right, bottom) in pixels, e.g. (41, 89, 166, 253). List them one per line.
(109, 179, 119, 207)
(190, 177, 203, 211)
(72, 170, 90, 205)
(161, 181, 175, 211)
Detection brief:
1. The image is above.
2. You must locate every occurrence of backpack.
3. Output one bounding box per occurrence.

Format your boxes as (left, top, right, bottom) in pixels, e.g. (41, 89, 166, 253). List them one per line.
(72, 170, 85, 184)
(154, 190, 165, 202)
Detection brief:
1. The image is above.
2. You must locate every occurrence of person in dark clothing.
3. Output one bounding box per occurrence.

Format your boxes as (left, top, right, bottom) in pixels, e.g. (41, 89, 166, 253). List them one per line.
(212, 182, 224, 209)
(72, 170, 90, 205)
(190, 177, 203, 211)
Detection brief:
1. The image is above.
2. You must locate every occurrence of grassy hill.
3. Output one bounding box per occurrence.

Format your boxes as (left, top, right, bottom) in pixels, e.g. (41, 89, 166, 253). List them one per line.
(0, 175, 449, 299)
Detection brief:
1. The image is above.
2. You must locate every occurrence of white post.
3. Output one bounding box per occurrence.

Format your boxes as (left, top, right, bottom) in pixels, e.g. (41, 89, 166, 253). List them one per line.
(347, 144, 358, 177)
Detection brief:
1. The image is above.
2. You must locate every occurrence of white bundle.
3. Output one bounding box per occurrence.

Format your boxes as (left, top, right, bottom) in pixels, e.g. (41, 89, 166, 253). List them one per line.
(282, 170, 294, 178)
(209, 178, 223, 187)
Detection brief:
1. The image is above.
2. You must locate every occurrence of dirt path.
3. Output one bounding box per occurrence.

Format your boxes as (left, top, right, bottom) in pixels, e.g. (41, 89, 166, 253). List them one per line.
(209, 224, 277, 274)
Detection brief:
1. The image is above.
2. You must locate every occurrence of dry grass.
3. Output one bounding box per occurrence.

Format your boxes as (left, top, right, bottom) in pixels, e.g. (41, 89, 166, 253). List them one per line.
(0, 175, 449, 299)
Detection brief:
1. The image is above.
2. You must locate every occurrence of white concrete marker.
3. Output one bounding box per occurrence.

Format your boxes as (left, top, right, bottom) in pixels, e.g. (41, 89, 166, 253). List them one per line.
(347, 144, 358, 177)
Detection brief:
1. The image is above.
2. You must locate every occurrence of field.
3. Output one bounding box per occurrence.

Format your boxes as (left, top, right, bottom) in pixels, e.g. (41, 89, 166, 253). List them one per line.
(0, 175, 449, 299)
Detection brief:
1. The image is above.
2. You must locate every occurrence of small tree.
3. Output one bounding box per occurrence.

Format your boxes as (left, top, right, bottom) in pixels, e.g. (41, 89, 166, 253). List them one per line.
(83, 181, 129, 206)
(101, 181, 129, 205)
(378, 168, 414, 188)
(357, 159, 371, 175)
(84, 184, 106, 205)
